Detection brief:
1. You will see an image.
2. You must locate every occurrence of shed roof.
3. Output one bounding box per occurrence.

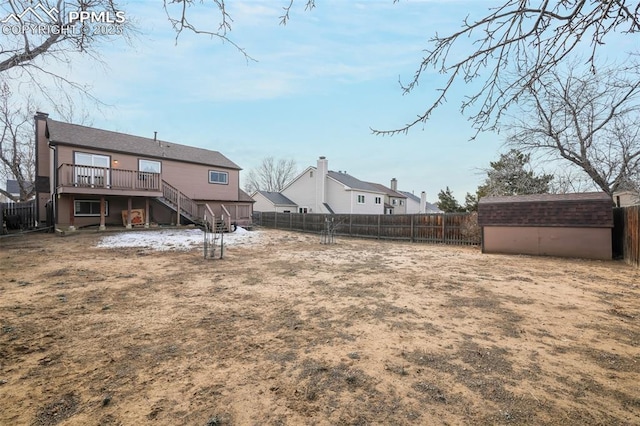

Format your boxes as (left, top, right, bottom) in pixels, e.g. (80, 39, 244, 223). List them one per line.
(478, 192, 613, 228)
(46, 119, 241, 170)
(478, 192, 611, 204)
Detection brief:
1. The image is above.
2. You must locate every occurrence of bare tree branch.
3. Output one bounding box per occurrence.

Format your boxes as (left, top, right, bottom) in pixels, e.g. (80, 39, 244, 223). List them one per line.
(371, 0, 640, 137)
(506, 58, 640, 196)
(0, 82, 35, 201)
(244, 157, 297, 193)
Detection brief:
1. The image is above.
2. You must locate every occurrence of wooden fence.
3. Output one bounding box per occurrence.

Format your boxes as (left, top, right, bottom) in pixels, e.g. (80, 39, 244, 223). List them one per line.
(1, 200, 37, 232)
(252, 211, 480, 245)
(614, 206, 640, 267)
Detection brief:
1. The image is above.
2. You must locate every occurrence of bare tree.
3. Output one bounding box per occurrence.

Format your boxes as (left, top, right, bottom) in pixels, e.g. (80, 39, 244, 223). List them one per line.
(506, 60, 640, 196)
(244, 157, 296, 194)
(371, 0, 640, 137)
(549, 169, 597, 194)
(0, 83, 35, 201)
(0, 1, 131, 80)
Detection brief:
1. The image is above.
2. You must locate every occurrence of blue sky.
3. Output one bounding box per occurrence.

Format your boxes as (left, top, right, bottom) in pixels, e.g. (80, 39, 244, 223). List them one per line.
(45, 1, 509, 201)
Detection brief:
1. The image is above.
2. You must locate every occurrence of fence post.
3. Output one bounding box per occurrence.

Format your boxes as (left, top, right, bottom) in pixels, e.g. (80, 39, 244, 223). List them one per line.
(275, 211, 278, 229)
(377, 214, 381, 239)
(410, 215, 415, 243)
(441, 214, 446, 243)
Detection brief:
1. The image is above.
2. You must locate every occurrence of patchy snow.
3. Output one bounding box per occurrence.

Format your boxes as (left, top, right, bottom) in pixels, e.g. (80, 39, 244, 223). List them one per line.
(96, 227, 261, 251)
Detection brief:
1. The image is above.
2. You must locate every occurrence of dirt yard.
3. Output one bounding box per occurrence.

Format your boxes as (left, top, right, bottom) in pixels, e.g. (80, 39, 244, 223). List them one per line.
(1, 228, 639, 425)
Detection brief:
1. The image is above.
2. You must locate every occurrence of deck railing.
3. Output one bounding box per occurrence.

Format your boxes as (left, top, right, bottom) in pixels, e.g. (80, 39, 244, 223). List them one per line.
(58, 164, 160, 191)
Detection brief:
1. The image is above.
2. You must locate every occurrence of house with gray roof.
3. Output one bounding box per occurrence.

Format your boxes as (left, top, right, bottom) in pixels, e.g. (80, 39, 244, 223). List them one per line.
(251, 191, 298, 213)
(34, 112, 253, 231)
(399, 190, 443, 214)
(366, 179, 408, 214)
(278, 157, 385, 214)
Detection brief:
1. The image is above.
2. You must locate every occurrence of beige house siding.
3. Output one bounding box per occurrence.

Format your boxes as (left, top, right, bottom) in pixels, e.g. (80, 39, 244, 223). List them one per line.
(614, 191, 639, 207)
(34, 115, 250, 229)
(55, 145, 240, 202)
(483, 226, 612, 260)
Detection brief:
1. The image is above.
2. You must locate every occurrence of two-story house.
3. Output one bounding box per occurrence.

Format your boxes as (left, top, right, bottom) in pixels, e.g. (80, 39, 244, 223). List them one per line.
(278, 157, 385, 214)
(365, 179, 408, 214)
(34, 113, 253, 231)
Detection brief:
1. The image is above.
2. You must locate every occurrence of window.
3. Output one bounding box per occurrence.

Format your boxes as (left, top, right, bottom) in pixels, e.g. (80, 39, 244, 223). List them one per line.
(74, 152, 110, 187)
(392, 199, 397, 205)
(299, 207, 308, 213)
(139, 159, 161, 174)
(399, 200, 404, 206)
(357, 195, 365, 204)
(74, 200, 108, 217)
(209, 170, 228, 184)
(310, 171, 314, 178)
(375, 197, 381, 204)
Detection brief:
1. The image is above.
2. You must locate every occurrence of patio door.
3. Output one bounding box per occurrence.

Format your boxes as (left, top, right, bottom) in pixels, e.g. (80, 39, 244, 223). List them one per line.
(74, 152, 110, 187)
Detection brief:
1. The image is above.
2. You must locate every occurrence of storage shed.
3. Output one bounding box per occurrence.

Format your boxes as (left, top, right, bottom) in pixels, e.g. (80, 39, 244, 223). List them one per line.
(478, 192, 613, 260)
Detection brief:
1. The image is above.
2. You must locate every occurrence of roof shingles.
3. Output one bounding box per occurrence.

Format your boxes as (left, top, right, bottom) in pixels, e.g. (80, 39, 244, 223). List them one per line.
(478, 192, 613, 227)
(46, 119, 240, 170)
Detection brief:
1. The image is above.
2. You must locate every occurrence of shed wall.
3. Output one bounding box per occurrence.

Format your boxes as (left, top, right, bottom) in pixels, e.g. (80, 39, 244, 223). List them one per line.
(482, 226, 612, 260)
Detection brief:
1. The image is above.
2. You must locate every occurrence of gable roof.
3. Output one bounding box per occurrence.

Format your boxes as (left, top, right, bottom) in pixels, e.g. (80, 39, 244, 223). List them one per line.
(255, 191, 297, 206)
(366, 182, 407, 198)
(425, 202, 443, 214)
(46, 119, 241, 170)
(327, 171, 383, 193)
(399, 191, 420, 203)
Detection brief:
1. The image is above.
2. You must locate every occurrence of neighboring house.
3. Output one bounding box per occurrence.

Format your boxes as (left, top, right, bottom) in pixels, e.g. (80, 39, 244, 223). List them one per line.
(34, 112, 253, 231)
(400, 190, 422, 214)
(399, 190, 444, 214)
(425, 201, 444, 214)
(252, 190, 297, 213)
(613, 190, 639, 207)
(366, 179, 407, 214)
(280, 156, 385, 214)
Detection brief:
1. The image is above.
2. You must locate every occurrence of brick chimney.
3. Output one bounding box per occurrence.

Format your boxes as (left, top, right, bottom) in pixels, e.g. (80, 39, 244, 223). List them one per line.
(390, 178, 397, 192)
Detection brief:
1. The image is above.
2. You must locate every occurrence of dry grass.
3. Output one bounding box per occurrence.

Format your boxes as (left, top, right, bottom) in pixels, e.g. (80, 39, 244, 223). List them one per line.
(1, 228, 639, 425)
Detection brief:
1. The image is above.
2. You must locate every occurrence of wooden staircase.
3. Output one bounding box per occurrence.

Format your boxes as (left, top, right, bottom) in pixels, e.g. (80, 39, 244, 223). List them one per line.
(157, 180, 231, 232)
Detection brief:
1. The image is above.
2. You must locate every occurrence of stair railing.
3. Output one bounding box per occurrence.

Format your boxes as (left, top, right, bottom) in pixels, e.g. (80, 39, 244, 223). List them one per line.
(162, 180, 200, 221)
